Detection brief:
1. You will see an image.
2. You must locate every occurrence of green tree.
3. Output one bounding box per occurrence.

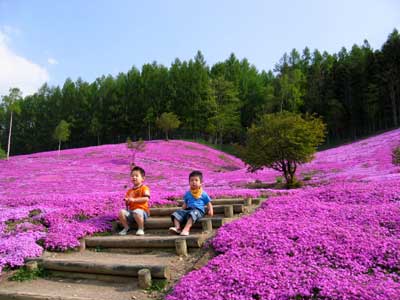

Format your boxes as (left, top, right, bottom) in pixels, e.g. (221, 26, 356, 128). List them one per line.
(0, 104, 5, 155)
(275, 51, 306, 113)
(0, 104, 6, 159)
(156, 112, 180, 140)
(208, 77, 242, 144)
(243, 111, 326, 187)
(53, 120, 70, 156)
(144, 107, 156, 140)
(2, 88, 22, 160)
(89, 116, 102, 145)
(379, 29, 400, 128)
(0, 148, 6, 159)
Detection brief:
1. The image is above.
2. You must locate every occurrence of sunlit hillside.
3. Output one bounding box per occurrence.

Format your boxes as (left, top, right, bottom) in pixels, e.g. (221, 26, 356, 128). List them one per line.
(1, 130, 400, 300)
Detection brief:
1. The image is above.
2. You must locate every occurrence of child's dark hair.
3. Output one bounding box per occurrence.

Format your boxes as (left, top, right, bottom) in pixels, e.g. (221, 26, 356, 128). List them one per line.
(131, 166, 145, 177)
(189, 170, 203, 182)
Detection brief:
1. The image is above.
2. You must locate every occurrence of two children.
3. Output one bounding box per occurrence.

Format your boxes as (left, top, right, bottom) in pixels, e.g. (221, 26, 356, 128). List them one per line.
(119, 168, 213, 236)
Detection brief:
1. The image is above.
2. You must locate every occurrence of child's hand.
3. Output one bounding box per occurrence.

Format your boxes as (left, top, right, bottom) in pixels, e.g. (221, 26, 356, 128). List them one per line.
(208, 209, 214, 217)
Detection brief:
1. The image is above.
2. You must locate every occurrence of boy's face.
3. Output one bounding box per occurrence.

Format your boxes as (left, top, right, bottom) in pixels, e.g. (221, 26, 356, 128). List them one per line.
(189, 176, 202, 190)
(131, 170, 144, 186)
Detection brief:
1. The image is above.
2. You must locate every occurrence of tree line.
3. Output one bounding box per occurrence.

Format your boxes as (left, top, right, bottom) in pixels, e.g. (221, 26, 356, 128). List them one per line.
(1, 29, 399, 156)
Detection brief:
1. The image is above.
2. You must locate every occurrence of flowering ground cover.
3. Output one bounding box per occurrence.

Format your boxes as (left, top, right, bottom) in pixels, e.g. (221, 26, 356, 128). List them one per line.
(1, 129, 400, 299)
(0, 140, 274, 272)
(166, 129, 400, 299)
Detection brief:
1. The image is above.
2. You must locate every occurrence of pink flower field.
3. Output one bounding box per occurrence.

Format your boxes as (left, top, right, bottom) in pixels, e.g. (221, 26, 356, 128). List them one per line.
(1, 129, 400, 299)
(0, 140, 272, 270)
(167, 130, 400, 300)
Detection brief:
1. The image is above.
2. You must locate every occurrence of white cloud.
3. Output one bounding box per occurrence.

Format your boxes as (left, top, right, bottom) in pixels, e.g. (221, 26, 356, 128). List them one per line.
(47, 57, 58, 65)
(0, 30, 49, 97)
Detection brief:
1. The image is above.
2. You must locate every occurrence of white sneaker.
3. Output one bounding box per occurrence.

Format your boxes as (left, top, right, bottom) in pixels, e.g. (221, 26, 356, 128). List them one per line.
(168, 227, 182, 234)
(119, 228, 129, 236)
(136, 229, 145, 236)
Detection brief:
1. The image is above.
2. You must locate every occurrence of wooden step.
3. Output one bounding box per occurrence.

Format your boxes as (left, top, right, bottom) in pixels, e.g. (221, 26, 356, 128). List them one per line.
(176, 198, 260, 206)
(85, 233, 208, 249)
(120, 216, 225, 230)
(149, 204, 244, 216)
(35, 253, 171, 280)
(0, 291, 96, 300)
(0, 275, 145, 300)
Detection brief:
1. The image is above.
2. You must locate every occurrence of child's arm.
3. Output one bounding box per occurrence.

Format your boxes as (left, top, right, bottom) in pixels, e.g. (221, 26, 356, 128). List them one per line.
(182, 192, 188, 209)
(206, 202, 213, 217)
(126, 196, 149, 204)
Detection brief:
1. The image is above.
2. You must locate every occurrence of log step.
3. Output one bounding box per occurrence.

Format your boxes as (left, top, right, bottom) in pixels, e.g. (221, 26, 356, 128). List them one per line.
(149, 204, 244, 216)
(0, 275, 146, 299)
(176, 198, 260, 206)
(85, 233, 208, 249)
(122, 216, 225, 230)
(35, 253, 170, 280)
(0, 291, 96, 300)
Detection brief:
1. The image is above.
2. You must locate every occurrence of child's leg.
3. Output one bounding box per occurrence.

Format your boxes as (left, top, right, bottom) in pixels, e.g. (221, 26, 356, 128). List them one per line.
(181, 217, 193, 234)
(133, 213, 144, 230)
(173, 217, 181, 229)
(132, 209, 147, 236)
(132, 209, 148, 230)
(171, 210, 188, 229)
(180, 209, 204, 235)
(119, 209, 129, 229)
(169, 210, 187, 234)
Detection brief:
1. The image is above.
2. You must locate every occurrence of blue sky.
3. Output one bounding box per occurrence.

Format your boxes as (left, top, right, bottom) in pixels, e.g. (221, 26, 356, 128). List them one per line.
(1, 0, 399, 97)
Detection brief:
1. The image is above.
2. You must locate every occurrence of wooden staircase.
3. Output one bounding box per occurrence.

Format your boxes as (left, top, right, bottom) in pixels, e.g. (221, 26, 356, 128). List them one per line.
(0, 198, 263, 300)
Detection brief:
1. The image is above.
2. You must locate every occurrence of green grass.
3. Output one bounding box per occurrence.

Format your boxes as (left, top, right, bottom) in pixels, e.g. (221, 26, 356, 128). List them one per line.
(94, 245, 105, 252)
(28, 209, 42, 217)
(92, 231, 113, 237)
(9, 266, 48, 282)
(146, 279, 168, 292)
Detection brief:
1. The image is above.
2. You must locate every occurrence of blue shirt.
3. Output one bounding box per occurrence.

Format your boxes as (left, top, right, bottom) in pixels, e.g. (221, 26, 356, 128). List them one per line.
(184, 191, 211, 213)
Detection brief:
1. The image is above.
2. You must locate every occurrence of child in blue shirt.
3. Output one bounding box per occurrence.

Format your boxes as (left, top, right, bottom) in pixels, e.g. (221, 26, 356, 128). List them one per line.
(169, 170, 214, 236)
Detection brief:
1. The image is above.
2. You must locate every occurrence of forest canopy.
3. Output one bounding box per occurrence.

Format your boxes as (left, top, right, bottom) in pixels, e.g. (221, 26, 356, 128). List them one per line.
(1, 29, 399, 155)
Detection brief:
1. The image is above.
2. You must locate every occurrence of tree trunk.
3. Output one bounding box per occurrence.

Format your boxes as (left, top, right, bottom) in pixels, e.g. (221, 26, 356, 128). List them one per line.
(390, 83, 398, 127)
(289, 161, 297, 186)
(281, 161, 290, 185)
(58, 140, 61, 157)
(7, 111, 13, 160)
(148, 123, 151, 141)
(283, 160, 298, 188)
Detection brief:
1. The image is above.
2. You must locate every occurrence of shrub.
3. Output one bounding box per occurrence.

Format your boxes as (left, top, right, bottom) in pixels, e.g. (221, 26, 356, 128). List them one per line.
(243, 111, 326, 188)
(9, 266, 47, 281)
(392, 146, 400, 165)
(286, 177, 303, 189)
(0, 148, 6, 159)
